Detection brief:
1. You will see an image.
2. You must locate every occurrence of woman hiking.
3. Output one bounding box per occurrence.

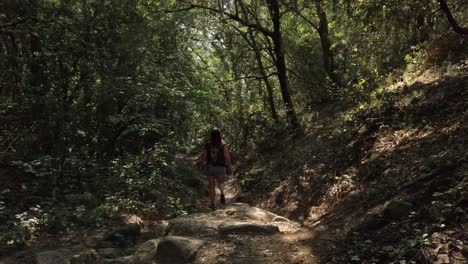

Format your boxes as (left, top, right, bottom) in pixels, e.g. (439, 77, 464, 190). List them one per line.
(199, 128, 233, 211)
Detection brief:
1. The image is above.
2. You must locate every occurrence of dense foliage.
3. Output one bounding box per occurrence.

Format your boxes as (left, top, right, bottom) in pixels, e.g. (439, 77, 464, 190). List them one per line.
(1, 0, 466, 249)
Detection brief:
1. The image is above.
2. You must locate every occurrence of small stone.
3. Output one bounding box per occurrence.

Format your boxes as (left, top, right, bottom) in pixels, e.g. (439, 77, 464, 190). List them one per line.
(382, 245, 395, 252)
(347, 190, 360, 200)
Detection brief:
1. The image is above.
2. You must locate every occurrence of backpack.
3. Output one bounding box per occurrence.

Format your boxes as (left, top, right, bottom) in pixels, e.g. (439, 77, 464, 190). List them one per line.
(205, 143, 226, 166)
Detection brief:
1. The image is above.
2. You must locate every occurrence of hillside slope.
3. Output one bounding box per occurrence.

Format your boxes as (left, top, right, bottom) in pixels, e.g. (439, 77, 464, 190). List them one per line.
(235, 60, 468, 263)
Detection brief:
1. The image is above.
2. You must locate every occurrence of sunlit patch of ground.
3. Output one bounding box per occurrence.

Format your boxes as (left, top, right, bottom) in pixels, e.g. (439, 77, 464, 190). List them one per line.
(195, 232, 319, 264)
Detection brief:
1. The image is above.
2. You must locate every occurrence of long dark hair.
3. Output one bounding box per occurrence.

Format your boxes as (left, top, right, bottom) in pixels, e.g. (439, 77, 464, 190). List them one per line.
(210, 128, 222, 148)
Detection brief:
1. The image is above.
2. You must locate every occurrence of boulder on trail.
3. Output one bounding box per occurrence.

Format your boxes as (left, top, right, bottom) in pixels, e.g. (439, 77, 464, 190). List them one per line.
(132, 239, 159, 264)
(165, 203, 286, 238)
(382, 200, 414, 220)
(357, 213, 387, 231)
(155, 236, 204, 264)
(218, 221, 280, 236)
(218, 203, 280, 223)
(36, 250, 68, 264)
(165, 216, 221, 237)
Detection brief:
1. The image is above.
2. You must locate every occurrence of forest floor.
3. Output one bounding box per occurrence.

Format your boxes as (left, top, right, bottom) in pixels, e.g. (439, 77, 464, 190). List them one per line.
(233, 59, 468, 263)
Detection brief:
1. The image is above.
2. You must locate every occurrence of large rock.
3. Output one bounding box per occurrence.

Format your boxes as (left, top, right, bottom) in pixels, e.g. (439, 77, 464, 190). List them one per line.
(218, 203, 279, 223)
(165, 203, 286, 238)
(165, 217, 221, 237)
(155, 236, 204, 264)
(218, 221, 280, 236)
(382, 200, 413, 220)
(356, 213, 387, 231)
(36, 250, 68, 264)
(132, 239, 159, 264)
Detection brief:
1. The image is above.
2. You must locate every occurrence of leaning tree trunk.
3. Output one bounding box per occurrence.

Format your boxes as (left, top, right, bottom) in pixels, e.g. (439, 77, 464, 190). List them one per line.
(267, 0, 300, 130)
(437, 0, 468, 35)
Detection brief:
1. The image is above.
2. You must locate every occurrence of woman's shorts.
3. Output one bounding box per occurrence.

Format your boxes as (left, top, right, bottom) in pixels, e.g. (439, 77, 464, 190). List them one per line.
(205, 164, 227, 177)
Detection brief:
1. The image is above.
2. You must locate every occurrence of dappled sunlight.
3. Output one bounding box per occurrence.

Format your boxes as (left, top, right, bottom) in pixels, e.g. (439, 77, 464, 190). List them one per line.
(121, 214, 144, 225)
(372, 128, 434, 155)
(0, 0, 466, 261)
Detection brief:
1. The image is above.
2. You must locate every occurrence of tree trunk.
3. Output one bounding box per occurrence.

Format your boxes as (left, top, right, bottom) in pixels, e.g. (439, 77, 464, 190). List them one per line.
(29, 33, 50, 151)
(437, 0, 468, 35)
(246, 31, 279, 123)
(267, 0, 300, 130)
(315, 1, 341, 87)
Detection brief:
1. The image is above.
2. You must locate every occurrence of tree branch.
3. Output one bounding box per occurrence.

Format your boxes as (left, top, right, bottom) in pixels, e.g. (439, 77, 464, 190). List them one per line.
(164, 6, 194, 13)
(221, 73, 278, 83)
(295, 10, 319, 30)
(172, 4, 273, 37)
(437, 0, 468, 35)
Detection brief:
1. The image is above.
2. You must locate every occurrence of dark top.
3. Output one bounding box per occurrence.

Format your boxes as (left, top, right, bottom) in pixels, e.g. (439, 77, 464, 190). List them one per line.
(205, 143, 226, 166)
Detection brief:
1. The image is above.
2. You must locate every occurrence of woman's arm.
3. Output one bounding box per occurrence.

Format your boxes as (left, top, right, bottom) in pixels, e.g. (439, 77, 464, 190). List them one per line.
(199, 150, 207, 174)
(224, 145, 233, 176)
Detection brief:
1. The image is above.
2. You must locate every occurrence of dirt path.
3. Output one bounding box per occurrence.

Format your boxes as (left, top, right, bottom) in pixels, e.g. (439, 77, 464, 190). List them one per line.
(194, 177, 321, 263)
(0, 173, 326, 264)
(195, 229, 320, 264)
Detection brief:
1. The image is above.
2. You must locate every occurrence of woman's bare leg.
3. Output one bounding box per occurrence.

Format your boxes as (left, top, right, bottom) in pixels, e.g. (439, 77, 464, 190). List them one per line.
(216, 176, 226, 204)
(208, 176, 216, 208)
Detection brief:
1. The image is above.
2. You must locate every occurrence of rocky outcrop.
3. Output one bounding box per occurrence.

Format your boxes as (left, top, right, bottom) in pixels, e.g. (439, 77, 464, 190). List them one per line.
(218, 221, 280, 236)
(35, 203, 293, 264)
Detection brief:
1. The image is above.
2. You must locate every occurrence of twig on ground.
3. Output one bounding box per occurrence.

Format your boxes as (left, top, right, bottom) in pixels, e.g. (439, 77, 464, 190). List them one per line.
(1, 134, 20, 153)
